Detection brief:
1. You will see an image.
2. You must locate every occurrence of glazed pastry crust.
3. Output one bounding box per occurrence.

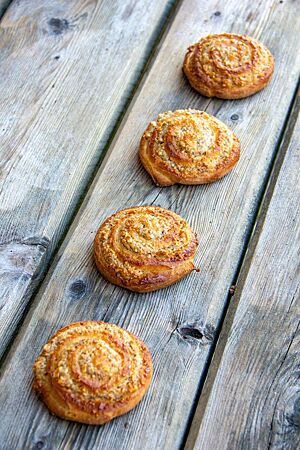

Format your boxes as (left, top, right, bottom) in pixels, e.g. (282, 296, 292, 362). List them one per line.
(183, 33, 274, 99)
(33, 321, 153, 425)
(140, 109, 240, 186)
(94, 206, 198, 292)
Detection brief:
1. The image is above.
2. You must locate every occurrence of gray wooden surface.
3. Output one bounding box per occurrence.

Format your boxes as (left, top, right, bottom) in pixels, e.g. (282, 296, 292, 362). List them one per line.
(0, 0, 299, 449)
(193, 93, 300, 450)
(0, 0, 177, 354)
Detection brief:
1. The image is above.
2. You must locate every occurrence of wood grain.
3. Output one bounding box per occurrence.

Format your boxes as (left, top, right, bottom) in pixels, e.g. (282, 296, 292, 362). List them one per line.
(0, 0, 177, 353)
(194, 93, 300, 450)
(0, 0, 299, 449)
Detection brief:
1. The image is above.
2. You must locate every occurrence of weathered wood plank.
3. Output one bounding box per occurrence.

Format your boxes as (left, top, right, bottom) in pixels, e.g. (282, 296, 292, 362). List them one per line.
(193, 92, 300, 450)
(0, 0, 299, 449)
(0, 0, 178, 352)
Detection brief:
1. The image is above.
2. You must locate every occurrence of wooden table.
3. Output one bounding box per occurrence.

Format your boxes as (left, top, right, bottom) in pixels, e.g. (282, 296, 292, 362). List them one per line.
(0, 0, 299, 448)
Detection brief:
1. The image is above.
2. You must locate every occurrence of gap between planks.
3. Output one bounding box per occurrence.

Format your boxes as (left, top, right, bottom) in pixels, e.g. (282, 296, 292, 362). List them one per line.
(183, 83, 300, 450)
(0, 0, 12, 19)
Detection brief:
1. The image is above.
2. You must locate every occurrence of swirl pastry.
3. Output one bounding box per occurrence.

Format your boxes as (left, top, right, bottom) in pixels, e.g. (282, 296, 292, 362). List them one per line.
(33, 321, 153, 424)
(94, 206, 198, 292)
(183, 33, 274, 99)
(139, 109, 240, 186)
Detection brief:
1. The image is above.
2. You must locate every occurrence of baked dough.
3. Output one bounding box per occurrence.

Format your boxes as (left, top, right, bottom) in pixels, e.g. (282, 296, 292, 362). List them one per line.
(94, 206, 198, 292)
(183, 33, 274, 99)
(139, 109, 240, 186)
(33, 321, 153, 425)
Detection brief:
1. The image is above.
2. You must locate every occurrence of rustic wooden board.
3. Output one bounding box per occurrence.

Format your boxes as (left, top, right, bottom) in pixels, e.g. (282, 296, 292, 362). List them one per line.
(193, 93, 300, 450)
(0, 0, 299, 449)
(0, 0, 178, 352)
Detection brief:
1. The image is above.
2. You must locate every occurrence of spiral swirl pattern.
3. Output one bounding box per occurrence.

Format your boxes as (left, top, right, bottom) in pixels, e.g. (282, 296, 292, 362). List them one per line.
(33, 321, 153, 424)
(140, 109, 240, 186)
(94, 206, 198, 292)
(183, 33, 274, 99)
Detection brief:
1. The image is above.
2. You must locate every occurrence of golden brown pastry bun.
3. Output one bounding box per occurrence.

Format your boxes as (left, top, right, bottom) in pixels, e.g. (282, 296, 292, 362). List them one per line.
(183, 33, 274, 99)
(33, 321, 153, 425)
(94, 206, 198, 292)
(139, 109, 240, 186)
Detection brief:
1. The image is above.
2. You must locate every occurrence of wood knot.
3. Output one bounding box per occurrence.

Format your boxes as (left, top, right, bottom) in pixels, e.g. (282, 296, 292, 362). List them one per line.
(48, 18, 70, 35)
(178, 327, 203, 340)
(176, 323, 215, 345)
(231, 114, 239, 121)
(214, 11, 221, 16)
(286, 397, 300, 429)
(69, 279, 87, 300)
(34, 442, 44, 450)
